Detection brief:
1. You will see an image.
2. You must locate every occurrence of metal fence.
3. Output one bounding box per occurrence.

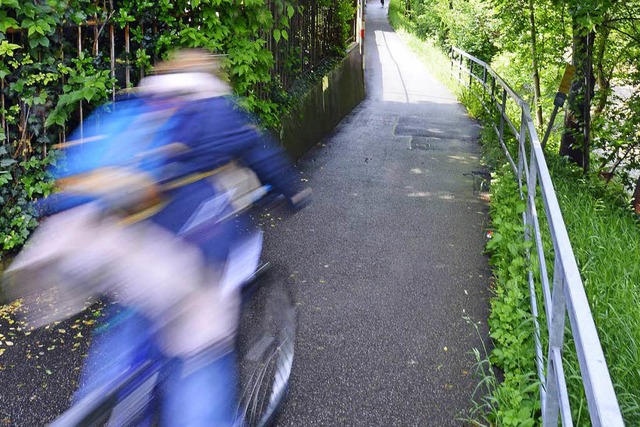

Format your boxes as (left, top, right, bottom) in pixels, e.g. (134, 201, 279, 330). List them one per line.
(1, 1, 359, 148)
(450, 47, 624, 427)
(262, 0, 359, 91)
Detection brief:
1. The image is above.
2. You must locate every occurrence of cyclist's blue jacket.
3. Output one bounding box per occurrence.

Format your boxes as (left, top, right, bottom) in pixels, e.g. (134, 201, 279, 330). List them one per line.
(43, 91, 300, 263)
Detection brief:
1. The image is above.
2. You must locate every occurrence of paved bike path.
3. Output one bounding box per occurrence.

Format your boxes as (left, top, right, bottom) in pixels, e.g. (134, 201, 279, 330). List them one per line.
(265, 4, 491, 426)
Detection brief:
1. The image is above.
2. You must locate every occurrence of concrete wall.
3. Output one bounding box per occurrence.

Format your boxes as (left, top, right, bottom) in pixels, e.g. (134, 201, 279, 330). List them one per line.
(280, 43, 365, 159)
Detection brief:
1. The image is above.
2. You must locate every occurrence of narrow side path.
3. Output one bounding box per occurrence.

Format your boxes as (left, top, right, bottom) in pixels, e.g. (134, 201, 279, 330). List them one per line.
(266, 4, 491, 426)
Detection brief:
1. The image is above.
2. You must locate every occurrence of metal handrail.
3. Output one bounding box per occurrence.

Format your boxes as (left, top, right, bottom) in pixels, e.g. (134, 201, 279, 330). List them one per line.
(450, 47, 624, 427)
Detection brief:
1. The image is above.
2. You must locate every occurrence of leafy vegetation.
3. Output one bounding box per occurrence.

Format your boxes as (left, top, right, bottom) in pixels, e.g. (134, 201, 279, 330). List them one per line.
(389, 0, 640, 425)
(0, 0, 356, 256)
(392, 0, 640, 194)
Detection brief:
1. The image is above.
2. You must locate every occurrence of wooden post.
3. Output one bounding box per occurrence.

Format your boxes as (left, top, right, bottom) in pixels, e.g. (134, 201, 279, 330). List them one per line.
(632, 177, 640, 214)
(1, 79, 5, 144)
(140, 23, 145, 80)
(93, 17, 99, 56)
(125, 24, 131, 87)
(110, 24, 116, 101)
(78, 26, 84, 140)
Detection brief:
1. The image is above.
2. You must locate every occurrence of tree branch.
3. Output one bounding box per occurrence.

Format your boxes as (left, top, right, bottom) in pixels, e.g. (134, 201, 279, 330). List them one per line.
(604, 24, 640, 44)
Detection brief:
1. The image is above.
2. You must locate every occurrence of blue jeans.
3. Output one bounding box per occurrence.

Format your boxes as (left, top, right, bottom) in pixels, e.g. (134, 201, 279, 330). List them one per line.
(76, 305, 238, 426)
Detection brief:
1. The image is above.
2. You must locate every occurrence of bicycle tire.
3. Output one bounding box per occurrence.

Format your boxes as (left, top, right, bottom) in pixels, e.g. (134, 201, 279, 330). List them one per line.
(236, 267, 296, 427)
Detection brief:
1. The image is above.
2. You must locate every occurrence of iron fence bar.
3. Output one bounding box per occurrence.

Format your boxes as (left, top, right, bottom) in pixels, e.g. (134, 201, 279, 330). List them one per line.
(470, 72, 485, 86)
(110, 24, 115, 102)
(552, 346, 575, 426)
(124, 24, 130, 87)
(482, 67, 487, 91)
(491, 123, 499, 140)
(454, 48, 520, 102)
(526, 151, 552, 326)
(505, 115, 520, 141)
(524, 171, 547, 408)
(450, 47, 454, 73)
(544, 260, 567, 427)
(517, 110, 527, 195)
(491, 97, 502, 115)
(491, 73, 496, 102)
(527, 259, 547, 401)
(481, 103, 492, 118)
(498, 88, 506, 149)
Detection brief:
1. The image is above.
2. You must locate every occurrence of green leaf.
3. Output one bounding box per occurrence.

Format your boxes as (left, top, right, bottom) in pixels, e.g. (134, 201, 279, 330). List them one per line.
(28, 36, 43, 49)
(0, 15, 19, 33)
(83, 87, 97, 102)
(273, 29, 281, 43)
(72, 11, 87, 24)
(0, 0, 19, 8)
(0, 171, 12, 186)
(275, 0, 284, 15)
(0, 40, 20, 57)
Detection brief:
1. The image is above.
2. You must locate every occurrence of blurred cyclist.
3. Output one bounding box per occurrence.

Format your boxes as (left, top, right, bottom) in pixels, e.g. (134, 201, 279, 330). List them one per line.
(6, 49, 309, 425)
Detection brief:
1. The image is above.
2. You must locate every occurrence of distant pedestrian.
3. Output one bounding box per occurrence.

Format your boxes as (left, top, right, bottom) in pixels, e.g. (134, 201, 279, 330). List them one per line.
(381, 0, 384, 7)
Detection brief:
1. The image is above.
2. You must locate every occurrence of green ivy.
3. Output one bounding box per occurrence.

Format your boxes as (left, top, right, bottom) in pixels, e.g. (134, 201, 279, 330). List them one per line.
(0, 0, 357, 256)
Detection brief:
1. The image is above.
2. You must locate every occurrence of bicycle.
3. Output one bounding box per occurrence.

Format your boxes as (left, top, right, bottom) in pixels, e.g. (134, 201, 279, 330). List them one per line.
(48, 260, 296, 427)
(36, 185, 299, 427)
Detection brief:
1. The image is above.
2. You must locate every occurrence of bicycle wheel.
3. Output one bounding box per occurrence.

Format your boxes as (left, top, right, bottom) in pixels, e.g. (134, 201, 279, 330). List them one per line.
(236, 266, 296, 427)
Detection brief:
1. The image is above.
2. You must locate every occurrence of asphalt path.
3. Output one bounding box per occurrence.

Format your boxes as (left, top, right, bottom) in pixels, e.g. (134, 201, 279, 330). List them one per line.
(266, 4, 491, 426)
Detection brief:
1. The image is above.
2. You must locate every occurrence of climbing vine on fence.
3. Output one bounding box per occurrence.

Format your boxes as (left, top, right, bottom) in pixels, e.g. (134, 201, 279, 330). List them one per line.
(0, 0, 357, 255)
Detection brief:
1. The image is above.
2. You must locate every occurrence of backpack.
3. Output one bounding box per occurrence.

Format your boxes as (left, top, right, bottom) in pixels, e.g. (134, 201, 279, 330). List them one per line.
(44, 96, 181, 215)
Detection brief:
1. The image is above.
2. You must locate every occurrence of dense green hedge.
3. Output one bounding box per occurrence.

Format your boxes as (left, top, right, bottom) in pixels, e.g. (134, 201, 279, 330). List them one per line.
(0, 0, 356, 255)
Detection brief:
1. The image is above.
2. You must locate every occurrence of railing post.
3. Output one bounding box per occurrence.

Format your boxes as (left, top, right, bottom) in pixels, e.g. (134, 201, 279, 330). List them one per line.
(498, 88, 507, 148)
(468, 61, 473, 87)
(458, 54, 463, 83)
(517, 109, 527, 193)
(482, 67, 487, 93)
(543, 258, 568, 427)
(491, 74, 496, 103)
(450, 47, 454, 73)
(525, 144, 550, 415)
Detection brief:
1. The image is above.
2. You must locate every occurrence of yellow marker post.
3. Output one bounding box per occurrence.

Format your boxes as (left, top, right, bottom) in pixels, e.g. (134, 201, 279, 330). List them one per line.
(554, 64, 576, 106)
(558, 64, 576, 95)
(542, 63, 576, 149)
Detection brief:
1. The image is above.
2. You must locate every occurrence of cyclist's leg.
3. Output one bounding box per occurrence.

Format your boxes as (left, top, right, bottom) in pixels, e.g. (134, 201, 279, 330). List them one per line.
(74, 304, 156, 402)
(161, 351, 238, 426)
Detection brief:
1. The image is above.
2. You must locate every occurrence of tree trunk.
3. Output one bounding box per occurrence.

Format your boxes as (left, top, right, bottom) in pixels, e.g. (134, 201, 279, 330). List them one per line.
(560, 20, 595, 172)
(593, 24, 611, 118)
(633, 176, 640, 214)
(528, 0, 543, 128)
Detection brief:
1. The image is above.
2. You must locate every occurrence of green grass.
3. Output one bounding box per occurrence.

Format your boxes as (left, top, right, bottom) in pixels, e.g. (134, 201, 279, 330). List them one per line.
(547, 158, 640, 425)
